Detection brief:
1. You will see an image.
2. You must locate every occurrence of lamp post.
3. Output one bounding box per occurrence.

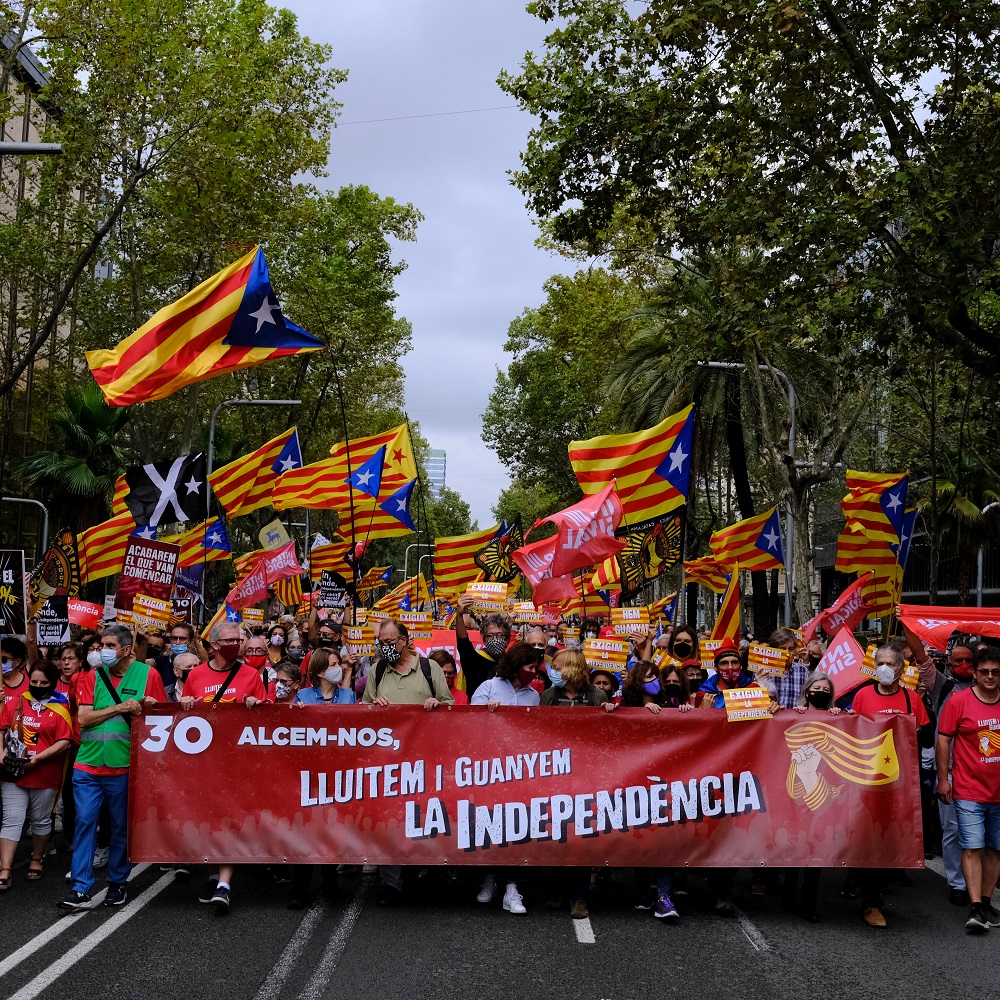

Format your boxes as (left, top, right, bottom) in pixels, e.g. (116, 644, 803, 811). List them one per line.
(0, 496, 49, 556)
(0, 142, 63, 154)
(697, 361, 797, 626)
(403, 542, 433, 580)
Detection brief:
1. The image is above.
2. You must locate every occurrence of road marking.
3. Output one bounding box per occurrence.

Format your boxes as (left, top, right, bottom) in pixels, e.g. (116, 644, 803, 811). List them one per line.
(297, 876, 374, 1000)
(572, 916, 596, 944)
(6, 868, 173, 1000)
(253, 898, 329, 1000)
(0, 863, 150, 981)
(734, 907, 770, 952)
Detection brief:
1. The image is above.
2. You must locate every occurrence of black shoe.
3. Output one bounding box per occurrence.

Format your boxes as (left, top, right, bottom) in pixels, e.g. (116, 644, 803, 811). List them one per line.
(890, 871, 912, 887)
(104, 884, 128, 906)
(840, 874, 862, 898)
(198, 876, 219, 904)
(375, 884, 403, 907)
(713, 896, 736, 918)
(633, 891, 656, 911)
(965, 905, 990, 934)
(949, 888, 970, 907)
(210, 885, 230, 912)
(58, 890, 93, 911)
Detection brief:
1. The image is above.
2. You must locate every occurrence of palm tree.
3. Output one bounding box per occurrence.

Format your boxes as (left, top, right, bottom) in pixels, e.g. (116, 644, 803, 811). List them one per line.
(20, 385, 132, 530)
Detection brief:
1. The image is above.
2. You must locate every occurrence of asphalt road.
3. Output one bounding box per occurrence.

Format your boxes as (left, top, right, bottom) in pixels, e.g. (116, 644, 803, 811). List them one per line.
(0, 840, 996, 1000)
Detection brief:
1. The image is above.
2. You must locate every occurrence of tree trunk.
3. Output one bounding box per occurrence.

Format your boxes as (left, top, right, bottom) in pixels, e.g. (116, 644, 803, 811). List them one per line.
(725, 374, 771, 636)
(791, 487, 815, 624)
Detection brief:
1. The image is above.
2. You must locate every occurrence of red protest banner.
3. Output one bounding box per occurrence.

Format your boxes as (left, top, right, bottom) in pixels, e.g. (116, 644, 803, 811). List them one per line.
(412, 629, 483, 676)
(129, 706, 922, 868)
(818, 626, 872, 696)
(67, 598, 103, 629)
(819, 573, 874, 636)
(898, 604, 1000, 649)
(115, 537, 180, 612)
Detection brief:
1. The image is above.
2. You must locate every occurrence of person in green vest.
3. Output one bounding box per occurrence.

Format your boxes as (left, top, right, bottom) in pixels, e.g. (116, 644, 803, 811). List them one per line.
(59, 623, 166, 910)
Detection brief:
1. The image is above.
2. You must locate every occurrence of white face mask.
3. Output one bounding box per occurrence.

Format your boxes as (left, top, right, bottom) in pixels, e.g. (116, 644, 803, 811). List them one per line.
(322, 666, 343, 686)
(87, 649, 103, 668)
(875, 664, 897, 686)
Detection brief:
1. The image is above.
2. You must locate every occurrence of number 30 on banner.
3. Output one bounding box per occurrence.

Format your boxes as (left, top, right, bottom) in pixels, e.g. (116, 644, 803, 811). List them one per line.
(141, 716, 214, 755)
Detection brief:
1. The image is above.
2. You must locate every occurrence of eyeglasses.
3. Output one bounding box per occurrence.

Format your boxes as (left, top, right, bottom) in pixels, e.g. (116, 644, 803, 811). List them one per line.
(977, 668, 1000, 677)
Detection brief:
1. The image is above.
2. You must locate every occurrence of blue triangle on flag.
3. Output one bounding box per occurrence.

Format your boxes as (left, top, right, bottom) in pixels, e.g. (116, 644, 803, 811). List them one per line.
(879, 475, 908, 539)
(379, 566, 393, 583)
(224, 249, 323, 350)
(271, 428, 303, 476)
(346, 445, 385, 499)
(398, 594, 412, 611)
(131, 524, 157, 540)
(225, 603, 243, 622)
(753, 509, 785, 564)
(202, 519, 231, 552)
(379, 479, 417, 531)
(652, 408, 694, 497)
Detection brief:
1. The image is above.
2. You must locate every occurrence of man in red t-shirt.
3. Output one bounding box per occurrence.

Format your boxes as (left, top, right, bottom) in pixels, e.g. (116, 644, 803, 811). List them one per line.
(849, 644, 931, 929)
(937, 645, 1000, 934)
(180, 622, 265, 912)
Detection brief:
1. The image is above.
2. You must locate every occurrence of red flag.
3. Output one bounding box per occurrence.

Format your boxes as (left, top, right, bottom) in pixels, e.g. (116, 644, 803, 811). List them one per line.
(227, 541, 305, 609)
(819, 573, 874, 637)
(262, 541, 305, 585)
(513, 535, 575, 606)
(897, 605, 1000, 650)
(817, 626, 871, 697)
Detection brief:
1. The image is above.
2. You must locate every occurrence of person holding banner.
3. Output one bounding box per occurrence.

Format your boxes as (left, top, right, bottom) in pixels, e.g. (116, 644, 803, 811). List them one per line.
(272, 664, 301, 704)
(294, 648, 356, 705)
(60, 623, 166, 910)
(695, 644, 756, 710)
(0, 661, 73, 888)
(428, 650, 468, 705)
(936, 645, 1000, 934)
(242, 634, 276, 699)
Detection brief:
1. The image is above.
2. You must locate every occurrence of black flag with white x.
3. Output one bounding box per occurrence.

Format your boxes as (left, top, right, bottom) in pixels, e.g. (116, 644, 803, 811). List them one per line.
(124, 452, 210, 528)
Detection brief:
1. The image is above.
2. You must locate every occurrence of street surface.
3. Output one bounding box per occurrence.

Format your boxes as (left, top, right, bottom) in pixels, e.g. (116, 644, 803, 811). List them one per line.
(0, 841, 995, 1000)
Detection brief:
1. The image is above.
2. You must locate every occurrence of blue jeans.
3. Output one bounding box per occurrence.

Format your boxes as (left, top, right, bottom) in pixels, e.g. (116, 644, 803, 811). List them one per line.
(939, 798, 966, 889)
(955, 799, 1000, 851)
(71, 770, 131, 895)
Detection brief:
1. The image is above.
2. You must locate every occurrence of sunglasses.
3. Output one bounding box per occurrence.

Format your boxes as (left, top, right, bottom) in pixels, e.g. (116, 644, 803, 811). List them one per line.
(977, 668, 1000, 677)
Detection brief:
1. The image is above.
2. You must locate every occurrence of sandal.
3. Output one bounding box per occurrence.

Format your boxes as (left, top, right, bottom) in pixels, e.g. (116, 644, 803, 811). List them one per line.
(0, 868, 11, 891)
(26, 857, 43, 881)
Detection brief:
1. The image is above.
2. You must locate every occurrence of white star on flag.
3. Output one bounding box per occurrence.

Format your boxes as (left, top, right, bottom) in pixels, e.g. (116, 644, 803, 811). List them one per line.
(668, 442, 688, 474)
(763, 528, 780, 551)
(395, 498, 409, 513)
(208, 530, 222, 545)
(885, 490, 902, 512)
(356, 470, 373, 487)
(278, 455, 297, 473)
(249, 297, 280, 332)
(135, 526, 156, 540)
(184, 476, 201, 494)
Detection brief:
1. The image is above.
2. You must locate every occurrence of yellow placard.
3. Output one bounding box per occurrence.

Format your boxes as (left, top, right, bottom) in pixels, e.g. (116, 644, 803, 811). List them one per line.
(701, 638, 722, 672)
(861, 644, 878, 679)
(513, 601, 542, 625)
(563, 626, 580, 643)
(611, 606, 650, 637)
(582, 638, 629, 677)
(130, 593, 171, 633)
(241, 607, 265, 627)
(399, 611, 433, 640)
(466, 581, 510, 614)
(723, 686, 772, 722)
(747, 643, 791, 678)
(345, 625, 375, 657)
(901, 661, 920, 690)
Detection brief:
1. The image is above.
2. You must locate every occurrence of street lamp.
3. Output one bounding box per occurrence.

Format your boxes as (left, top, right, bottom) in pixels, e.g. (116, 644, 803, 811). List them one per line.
(0, 142, 63, 155)
(0, 496, 49, 555)
(403, 542, 433, 580)
(697, 360, 797, 626)
(207, 399, 301, 523)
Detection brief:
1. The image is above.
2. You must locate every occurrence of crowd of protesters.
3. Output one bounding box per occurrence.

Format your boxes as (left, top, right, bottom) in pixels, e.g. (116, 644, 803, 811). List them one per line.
(1, 594, 998, 936)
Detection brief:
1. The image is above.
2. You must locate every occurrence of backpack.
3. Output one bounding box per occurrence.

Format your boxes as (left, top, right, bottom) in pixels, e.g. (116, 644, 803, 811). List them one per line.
(373, 656, 436, 700)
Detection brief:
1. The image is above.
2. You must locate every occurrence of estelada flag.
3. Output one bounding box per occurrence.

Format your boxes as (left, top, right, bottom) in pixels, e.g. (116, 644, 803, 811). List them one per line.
(208, 428, 303, 519)
(86, 247, 323, 406)
(683, 555, 730, 594)
(710, 506, 785, 571)
(710, 568, 740, 643)
(569, 404, 694, 531)
(159, 518, 231, 568)
(819, 573, 874, 637)
(435, 526, 500, 590)
(841, 470, 908, 543)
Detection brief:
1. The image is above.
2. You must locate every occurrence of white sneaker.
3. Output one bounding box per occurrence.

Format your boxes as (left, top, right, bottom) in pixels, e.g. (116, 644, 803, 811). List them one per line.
(93, 847, 110, 870)
(476, 874, 496, 903)
(64, 870, 73, 883)
(502, 883, 526, 914)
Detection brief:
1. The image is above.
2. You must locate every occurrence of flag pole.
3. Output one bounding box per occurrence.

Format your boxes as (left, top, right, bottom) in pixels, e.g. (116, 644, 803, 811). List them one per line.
(328, 351, 357, 626)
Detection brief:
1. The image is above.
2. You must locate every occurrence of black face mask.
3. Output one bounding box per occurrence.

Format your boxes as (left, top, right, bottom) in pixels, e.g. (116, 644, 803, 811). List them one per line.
(806, 690, 832, 710)
(316, 636, 334, 648)
(288, 648, 306, 664)
(808, 655, 823, 669)
(673, 640, 693, 658)
(664, 682, 682, 706)
(30, 684, 54, 700)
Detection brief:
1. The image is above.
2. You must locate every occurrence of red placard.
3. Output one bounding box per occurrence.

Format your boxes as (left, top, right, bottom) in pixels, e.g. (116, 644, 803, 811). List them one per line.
(115, 537, 180, 612)
(129, 706, 922, 868)
(68, 598, 103, 629)
(412, 629, 483, 674)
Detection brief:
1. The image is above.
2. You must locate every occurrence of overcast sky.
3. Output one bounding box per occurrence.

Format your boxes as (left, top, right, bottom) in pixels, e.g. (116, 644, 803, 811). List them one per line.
(284, 1, 566, 527)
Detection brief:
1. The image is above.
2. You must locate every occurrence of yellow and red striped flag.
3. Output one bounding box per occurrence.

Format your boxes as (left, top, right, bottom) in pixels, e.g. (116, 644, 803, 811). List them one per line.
(233, 548, 263, 577)
(709, 506, 785, 571)
(272, 575, 303, 607)
(841, 470, 908, 544)
(309, 537, 351, 582)
(710, 568, 740, 643)
(86, 248, 323, 407)
(587, 556, 620, 593)
(208, 428, 303, 519)
(683, 555, 730, 594)
(434, 525, 501, 590)
(159, 518, 231, 568)
(374, 573, 430, 612)
(834, 524, 897, 574)
(77, 512, 134, 583)
(357, 565, 393, 595)
(568, 404, 694, 529)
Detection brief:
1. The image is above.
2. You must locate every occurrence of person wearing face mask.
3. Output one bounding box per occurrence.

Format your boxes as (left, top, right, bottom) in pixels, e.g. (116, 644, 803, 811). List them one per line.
(179, 623, 266, 912)
(362, 619, 452, 905)
(667, 626, 699, 667)
(286, 636, 306, 667)
(266, 624, 288, 665)
(620, 660, 671, 714)
(695, 644, 757, 710)
(241, 635, 276, 698)
(294, 648, 356, 704)
(848, 644, 931, 928)
(769, 627, 811, 710)
(428, 650, 468, 705)
(0, 661, 73, 889)
(453, 596, 511, 696)
(167, 652, 201, 702)
(1, 637, 30, 712)
(805, 640, 825, 671)
(272, 664, 301, 705)
(146, 623, 203, 690)
(469, 643, 542, 913)
(590, 669, 620, 702)
(60, 624, 166, 911)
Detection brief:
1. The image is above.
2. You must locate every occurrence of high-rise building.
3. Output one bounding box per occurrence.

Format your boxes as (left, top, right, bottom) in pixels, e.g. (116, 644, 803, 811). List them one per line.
(426, 448, 446, 497)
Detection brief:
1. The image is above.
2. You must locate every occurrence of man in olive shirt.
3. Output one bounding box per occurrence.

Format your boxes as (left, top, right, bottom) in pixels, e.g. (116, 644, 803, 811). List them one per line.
(364, 618, 452, 904)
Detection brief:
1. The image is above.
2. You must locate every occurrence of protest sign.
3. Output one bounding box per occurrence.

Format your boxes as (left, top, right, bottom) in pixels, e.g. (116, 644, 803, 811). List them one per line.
(0, 550, 27, 633)
(611, 607, 649, 636)
(68, 598, 103, 629)
(318, 571, 347, 610)
(37, 596, 70, 644)
(399, 611, 432, 640)
(747, 644, 791, 678)
(116, 537, 180, 612)
(723, 686, 772, 722)
(582, 637, 629, 677)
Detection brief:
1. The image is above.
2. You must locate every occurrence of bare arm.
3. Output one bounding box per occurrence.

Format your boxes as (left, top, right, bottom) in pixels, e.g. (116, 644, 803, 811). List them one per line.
(935, 732, 953, 803)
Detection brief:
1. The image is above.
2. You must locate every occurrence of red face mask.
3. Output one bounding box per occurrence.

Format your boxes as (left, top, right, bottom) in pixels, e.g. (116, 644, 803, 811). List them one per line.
(517, 666, 537, 688)
(952, 662, 974, 681)
(718, 664, 742, 685)
(244, 653, 268, 669)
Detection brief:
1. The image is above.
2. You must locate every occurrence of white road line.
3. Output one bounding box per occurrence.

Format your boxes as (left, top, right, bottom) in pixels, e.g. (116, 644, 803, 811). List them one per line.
(7, 868, 173, 1000)
(734, 908, 770, 952)
(0, 863, 150, 981)
(253, 898, 329, 1000)
(297, 876, 374, 1000)
(572, 916, 596, 944)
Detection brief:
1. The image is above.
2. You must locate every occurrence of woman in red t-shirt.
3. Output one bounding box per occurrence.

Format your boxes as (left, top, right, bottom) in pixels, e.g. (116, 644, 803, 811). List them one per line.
(0, 662, 73, 887)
